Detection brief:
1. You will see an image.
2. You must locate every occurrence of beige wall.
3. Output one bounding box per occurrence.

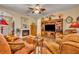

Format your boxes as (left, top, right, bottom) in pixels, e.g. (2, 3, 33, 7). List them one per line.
(0, 6, 79, 35)
(54, 6, 79, 32)
(0, 6, 22, 28)
(0, 6, 34, 35)
(37, 6, 79, 34)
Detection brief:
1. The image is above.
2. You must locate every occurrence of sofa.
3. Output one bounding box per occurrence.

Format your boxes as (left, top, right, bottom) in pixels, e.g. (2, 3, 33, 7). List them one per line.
(0, 33, 11, 54)
(60, 33, 79, 54)
(0, 33, 79, 54)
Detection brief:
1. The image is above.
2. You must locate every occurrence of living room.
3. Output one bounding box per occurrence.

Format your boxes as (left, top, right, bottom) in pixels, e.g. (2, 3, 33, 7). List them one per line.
(0, 4, 79, 54)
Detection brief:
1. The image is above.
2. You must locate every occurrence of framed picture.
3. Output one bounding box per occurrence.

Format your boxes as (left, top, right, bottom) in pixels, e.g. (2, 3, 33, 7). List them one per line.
(77, 16, 79, 22)
(65, 16, 73, 23)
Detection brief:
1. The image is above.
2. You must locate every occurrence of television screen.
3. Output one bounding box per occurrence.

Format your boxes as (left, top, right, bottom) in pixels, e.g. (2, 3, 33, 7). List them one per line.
(45, 25, 55, 31)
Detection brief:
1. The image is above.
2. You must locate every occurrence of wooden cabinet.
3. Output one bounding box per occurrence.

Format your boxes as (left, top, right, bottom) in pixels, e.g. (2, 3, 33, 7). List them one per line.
(55, 18, 63, 33)
(41, 19, 56, 39)
(41, 18, 63, 39)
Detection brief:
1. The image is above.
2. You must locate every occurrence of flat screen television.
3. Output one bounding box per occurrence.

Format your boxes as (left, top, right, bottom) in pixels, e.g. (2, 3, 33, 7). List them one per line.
(45, 25, 55, 31)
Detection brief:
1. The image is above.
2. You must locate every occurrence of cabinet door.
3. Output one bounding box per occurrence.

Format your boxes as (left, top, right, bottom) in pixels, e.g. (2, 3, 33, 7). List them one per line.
(55, 19, 63, 33)
(30, 23, 36, 36)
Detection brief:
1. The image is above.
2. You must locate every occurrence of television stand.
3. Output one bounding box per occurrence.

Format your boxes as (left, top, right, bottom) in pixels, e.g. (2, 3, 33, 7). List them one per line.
(44, 31, 55, 39)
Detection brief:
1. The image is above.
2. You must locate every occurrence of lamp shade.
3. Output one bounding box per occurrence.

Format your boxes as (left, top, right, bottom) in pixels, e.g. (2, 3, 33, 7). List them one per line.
(0, 19, 8, 25)
(70, 22, 79, 28)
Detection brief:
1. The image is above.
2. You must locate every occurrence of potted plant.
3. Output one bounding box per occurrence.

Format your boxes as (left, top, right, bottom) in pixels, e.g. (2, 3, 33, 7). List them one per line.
(16, 28, 20, 36)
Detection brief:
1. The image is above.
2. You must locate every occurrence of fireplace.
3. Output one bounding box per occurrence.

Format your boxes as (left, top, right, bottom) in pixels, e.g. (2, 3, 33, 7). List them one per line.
(22, 30, 29, 36)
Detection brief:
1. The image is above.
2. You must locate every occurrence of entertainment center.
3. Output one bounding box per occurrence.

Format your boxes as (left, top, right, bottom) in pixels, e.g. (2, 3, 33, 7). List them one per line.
(41, 17, 63, 39)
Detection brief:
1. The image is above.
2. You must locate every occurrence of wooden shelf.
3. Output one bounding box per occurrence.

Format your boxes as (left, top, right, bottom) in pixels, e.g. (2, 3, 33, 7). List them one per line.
(41, 18, 63, 38)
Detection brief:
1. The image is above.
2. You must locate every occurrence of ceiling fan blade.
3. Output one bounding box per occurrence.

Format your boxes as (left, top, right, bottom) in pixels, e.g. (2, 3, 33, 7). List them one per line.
(28, 7, 33, 10)
(35, 4, 40, 6)
(41, 8, 46, 11)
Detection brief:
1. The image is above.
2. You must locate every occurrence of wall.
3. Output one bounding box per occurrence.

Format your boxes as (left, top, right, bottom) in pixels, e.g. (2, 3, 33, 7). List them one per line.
(0, 6, 34, 35)
(53, 6, 79, 32)
(37, 6, 79, 35)
(0, 5, 79, 35)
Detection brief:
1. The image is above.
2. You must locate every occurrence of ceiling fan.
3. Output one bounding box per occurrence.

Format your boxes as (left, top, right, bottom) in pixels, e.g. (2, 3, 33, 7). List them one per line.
(28, 4, 46, 14)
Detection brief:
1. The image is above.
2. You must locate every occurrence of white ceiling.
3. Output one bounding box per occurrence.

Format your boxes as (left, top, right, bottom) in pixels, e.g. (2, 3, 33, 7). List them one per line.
(0, 4, 79, 18)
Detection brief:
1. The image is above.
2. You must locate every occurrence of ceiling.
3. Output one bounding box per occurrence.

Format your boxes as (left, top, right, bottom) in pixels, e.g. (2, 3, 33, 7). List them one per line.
(0, 4, 79, 19)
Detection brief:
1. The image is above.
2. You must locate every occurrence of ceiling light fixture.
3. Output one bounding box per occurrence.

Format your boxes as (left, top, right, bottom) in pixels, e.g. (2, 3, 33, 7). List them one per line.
(29, 4, 46, 14)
